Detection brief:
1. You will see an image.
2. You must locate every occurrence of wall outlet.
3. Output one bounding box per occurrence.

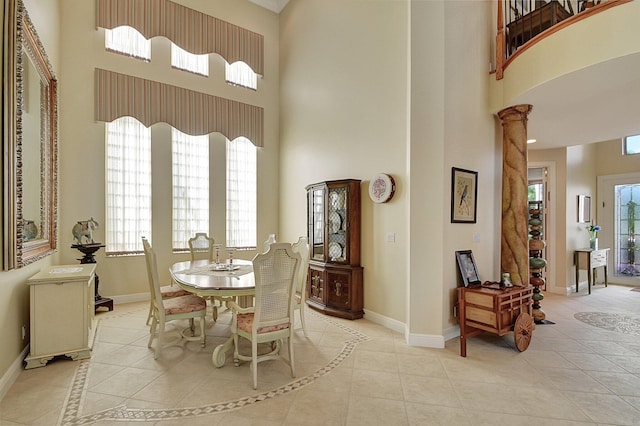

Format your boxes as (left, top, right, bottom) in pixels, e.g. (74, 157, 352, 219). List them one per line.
(386, 232, 395, 243)
(21, 325, 26, 340)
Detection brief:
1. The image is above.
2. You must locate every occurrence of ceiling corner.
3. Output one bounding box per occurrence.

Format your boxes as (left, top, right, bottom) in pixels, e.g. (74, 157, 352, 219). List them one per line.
(249, 0, 290, 14)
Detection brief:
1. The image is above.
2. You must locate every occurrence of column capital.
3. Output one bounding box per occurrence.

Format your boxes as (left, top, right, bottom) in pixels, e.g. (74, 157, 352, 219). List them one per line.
(497, 104, 533, 122)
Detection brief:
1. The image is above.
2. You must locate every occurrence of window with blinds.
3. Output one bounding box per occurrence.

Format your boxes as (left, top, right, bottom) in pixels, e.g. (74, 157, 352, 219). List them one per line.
(105, 26, 151, 61)
(226, 137, 257, 249)
(172, 129, 210, 250)
(105, 117, 152, 254)
(226, 61, 258, 90)
(171, 43, 209, 76)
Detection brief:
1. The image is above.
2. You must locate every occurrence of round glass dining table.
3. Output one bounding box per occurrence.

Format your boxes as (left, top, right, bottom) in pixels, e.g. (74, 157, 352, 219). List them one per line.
(169, 258, 255, 367)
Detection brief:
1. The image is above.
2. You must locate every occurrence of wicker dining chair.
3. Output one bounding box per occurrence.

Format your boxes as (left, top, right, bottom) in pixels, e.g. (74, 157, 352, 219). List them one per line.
(142, 237, 207, 359)
(227, 242, 301, 389)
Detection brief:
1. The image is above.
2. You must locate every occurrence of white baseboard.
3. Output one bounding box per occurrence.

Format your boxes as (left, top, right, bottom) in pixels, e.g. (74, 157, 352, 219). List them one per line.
(109, 292, 148, 305)
(0, 345, 29, 401)
(364, 309, 445, 349)
(363, 309, 405, 334)
(406, 332, 445, 348)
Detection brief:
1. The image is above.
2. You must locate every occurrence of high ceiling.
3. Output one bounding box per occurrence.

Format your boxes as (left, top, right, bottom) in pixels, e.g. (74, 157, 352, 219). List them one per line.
(510, 52, 640, 151)
(249, 0, 289, 13)
(249, 1, 640, 152)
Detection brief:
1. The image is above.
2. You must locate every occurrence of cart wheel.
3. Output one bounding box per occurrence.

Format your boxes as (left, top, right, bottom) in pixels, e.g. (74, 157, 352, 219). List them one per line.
(514, 312, 534, 352)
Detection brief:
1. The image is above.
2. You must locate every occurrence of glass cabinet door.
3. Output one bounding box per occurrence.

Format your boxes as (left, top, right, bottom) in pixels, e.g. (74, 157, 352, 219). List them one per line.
(309, 187, 325, 260)
(328, 186, 348, 262)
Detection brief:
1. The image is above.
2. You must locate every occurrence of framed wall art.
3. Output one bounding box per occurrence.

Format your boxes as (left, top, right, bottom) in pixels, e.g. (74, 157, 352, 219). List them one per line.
(577, 195, 591, 223)
(451, 167, 478, 223)
(455, 250, 481, 287)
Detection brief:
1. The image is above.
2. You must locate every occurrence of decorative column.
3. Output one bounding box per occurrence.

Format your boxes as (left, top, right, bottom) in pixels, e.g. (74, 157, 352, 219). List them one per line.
(497, 105, 532, 287)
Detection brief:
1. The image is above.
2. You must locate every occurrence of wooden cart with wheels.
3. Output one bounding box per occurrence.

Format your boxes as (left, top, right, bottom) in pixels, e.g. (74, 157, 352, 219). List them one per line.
(456, 285, 534, 357)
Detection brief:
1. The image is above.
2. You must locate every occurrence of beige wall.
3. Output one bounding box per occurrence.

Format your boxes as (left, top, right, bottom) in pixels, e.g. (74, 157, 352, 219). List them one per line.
(279, 0, 410, 326)
(279, 0, 496, 343)
(566, 144, 598, 287)
(0, 0, 61, 393)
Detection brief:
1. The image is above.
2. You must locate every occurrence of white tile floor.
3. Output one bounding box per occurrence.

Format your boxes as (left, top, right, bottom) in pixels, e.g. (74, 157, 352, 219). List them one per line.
(1, 284, 640, 425)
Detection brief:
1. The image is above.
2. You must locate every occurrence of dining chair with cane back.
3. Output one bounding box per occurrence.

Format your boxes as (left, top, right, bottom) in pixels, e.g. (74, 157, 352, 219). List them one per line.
(187, 232, 225, 320)
(227, 242, 301, 389)
(142, 237, 207, 359)
(142, 237, 190, 325)
(188, 232, 215, 261)
(291, 236, 310, 338)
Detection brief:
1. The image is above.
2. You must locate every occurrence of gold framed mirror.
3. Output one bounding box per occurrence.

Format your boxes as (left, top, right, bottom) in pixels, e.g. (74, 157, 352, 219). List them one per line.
(2, 0, 58, 270)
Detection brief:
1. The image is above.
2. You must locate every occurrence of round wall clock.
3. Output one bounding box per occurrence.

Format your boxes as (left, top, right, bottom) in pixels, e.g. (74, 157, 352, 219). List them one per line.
(368, 173, 396, 203)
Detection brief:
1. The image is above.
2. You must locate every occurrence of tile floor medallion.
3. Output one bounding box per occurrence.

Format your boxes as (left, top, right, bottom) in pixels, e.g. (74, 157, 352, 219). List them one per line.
(58, 307, 370, 425)
(574, 312, 640, 336)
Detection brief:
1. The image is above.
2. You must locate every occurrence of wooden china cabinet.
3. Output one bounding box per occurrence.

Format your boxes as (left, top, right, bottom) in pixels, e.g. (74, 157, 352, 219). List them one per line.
(306, 179, 363, 319)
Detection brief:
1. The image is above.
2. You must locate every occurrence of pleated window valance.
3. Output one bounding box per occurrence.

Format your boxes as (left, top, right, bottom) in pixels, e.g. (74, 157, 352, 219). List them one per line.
(96, 0, 264, 76)
(95, 68, 264, 147)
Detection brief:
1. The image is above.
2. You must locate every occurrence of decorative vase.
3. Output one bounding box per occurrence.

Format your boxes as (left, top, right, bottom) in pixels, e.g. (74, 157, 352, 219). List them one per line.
(590, 238, 598, 250)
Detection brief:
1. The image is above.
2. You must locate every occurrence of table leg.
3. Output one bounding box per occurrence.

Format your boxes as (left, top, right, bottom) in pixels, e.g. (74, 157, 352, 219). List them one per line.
(458, 293, 467, 357)
(587, 257, 592, 295)
(575, 252, 579, 293)
(212, 336, 233, 367)
(604, 265, 608, 287)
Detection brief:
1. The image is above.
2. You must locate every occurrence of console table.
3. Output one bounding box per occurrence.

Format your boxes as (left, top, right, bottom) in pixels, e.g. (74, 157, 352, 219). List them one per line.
(574, 248, 609, 294)
(25, 264, 97, 369)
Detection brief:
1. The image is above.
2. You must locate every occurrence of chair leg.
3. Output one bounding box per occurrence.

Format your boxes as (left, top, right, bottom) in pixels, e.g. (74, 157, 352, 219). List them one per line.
(299, 305, 308, 338)
(147, 316, 157, 348)
(288, 336, 296, 378)
(199, 317, 206, 348)
(146, 301, 153, 325)
(252, 339, 258, 389)
(233, 333, 240, 367)
(154, 318, 165, 359)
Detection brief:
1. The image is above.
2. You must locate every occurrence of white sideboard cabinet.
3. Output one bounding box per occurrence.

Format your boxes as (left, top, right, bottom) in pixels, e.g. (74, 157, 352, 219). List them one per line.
(25, 264, 97, 369)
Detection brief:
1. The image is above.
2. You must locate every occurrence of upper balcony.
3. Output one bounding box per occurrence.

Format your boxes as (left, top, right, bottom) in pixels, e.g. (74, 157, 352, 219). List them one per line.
(491, 0, 640, 149)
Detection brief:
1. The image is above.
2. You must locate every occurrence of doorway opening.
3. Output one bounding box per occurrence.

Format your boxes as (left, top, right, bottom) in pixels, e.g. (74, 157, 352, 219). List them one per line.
(597, 172, 640, 287)
(528, 167, 548, 291)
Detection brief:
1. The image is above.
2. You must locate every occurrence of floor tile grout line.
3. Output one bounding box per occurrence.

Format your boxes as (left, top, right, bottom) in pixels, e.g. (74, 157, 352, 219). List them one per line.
(57, 306, 370, 425)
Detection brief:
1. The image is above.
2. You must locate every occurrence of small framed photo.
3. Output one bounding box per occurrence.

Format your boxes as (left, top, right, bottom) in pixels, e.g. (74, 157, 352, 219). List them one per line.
(455, 250, 481, 287)
(451, 167, 478, 223)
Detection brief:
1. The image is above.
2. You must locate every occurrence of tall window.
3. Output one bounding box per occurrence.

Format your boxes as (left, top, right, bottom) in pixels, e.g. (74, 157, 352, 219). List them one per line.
(226, 137, 257, 248)
(105, 26, 150, 61)
(171, 43, 209, 76)
(172, 129, 209, 250)
(106, 117, 152, 254)
(225, 61, 258, 90)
